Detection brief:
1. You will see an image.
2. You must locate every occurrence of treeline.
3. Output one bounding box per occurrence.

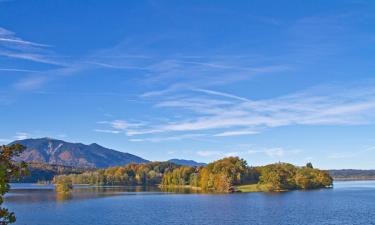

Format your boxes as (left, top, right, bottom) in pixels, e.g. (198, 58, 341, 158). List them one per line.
(54, 157, 333, 193)
(162, 157, 258, 192)
(258, 163, 333, 191)
(54, 162, 178, 186)
(328, 169, 375, 180)
(12, 162, 90, 183)
(162, 158, 332, 192)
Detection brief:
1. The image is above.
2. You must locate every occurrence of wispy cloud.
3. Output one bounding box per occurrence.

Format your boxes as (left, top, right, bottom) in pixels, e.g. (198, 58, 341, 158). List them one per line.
(13, 76, 48, 90)
(0, 52, 64, 66)
(128, 133, 205, 143)
(3, 26, 290, 94)
(0, 27, 50, 47)
(264, 148, 286, 157)
(95, 120, 145, 135)
(196, 150, 222, 157)
(101, 120, 143, 130)
(98, 83, 375, 141)
(85, 61, 150, 71)
(328, 146, 375, 159)
(12, 64, 84, 91)
(196, 147, 301, 158)
(192, 88, 250, 102)
(14, 132, 29, 140)
(247, 147, 302, 158)
(94, 129, 121, 134)
(0, 27, 61, 66)
(139, 58, 290, 88)
(0, 38, 49, 47)
(160, 85, 375, 130)
(0, 68, 39, 73)
(214, 130, 259, 137)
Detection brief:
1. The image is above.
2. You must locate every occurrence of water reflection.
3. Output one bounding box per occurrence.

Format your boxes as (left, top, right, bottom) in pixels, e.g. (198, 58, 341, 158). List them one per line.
(6, 184, 174, 203)
(56, 193, 72, 202)
(160, 186, 202, 194)
(7, 181, 375, 204)
(5, 181, 375, 225)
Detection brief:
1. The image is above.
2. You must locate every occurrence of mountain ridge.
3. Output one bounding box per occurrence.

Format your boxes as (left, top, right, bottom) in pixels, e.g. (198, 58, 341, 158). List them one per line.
(9, 137, 149, 168)
(167, 158, 207, 167)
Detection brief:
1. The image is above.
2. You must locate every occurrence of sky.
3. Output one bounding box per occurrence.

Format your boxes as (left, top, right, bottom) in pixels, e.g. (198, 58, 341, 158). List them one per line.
(1, 0, 375, 169)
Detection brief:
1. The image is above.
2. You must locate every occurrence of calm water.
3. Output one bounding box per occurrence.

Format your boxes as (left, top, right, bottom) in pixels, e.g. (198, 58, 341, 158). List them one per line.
(4, 181, 375, 225)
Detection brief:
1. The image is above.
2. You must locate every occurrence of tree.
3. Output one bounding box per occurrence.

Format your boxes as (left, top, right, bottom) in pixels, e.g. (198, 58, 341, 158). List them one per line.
(306, 162, 314, 169)
(54, 175, 73, 194)
(0, 144, 28, 225)
(213, 173, 231, 192)
(259, 163, 297, 191)
(295, 168, 314, 189)
(295, 167, 333, 189)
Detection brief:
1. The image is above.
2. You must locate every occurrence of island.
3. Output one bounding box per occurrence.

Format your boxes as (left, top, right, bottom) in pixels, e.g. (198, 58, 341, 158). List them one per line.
(53, 157, 333, 193)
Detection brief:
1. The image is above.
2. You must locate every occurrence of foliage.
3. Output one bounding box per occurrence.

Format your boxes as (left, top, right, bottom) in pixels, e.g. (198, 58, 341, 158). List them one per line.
(54, 162, 178, 186)
(259, 163, 297, 191)
(259, 163, 332, 191)
(162, 166, 196, 186)
(0, 144, 28, 225)
(13, 162, 90, 183)
(200, 157, 258, 192)
(55, 175, 73, 194)
(163, 157, 259, 192)
(53, 157, 332, 193)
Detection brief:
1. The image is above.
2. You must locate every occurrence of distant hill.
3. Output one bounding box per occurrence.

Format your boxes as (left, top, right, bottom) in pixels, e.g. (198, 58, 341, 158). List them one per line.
(9, 138, 148, 168)
(168, 159, 206, 167)
(329, 169, 375, 180)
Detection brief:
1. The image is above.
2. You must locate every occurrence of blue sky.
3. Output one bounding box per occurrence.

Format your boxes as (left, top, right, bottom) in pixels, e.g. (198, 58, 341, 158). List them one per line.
(1, 0, 375, 169)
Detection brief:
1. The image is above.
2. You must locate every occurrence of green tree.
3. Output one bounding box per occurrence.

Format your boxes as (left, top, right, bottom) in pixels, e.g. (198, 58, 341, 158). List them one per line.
(295, 167, 333, 189)
(0, 144, 28, 225)
(295, 168, 314, 189)
(259, 163, 297, 191)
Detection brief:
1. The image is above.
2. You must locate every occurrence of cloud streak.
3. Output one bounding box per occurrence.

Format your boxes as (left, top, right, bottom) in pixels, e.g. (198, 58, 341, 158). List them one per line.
(97, 83, 375, 141)
(196, 147, 301, 158)
(0, 27, 61, 66)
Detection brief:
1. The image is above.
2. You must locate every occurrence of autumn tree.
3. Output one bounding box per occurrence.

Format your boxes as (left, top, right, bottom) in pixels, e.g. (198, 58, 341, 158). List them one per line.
(0, 144, 28, 225)
(54, 175, 73, 194)
(295, 167, 332, 189)
(259, 163, 297, 191)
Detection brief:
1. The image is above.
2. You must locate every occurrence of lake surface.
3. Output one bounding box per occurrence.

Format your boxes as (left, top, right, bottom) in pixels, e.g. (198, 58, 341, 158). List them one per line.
(4, 181, 375, 225)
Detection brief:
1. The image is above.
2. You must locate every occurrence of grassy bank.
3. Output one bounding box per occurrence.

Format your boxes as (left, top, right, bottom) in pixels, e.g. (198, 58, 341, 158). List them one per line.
(236, 184, 265, 192)
(235, 184, 289, 193)
(159, 184, 202, 190)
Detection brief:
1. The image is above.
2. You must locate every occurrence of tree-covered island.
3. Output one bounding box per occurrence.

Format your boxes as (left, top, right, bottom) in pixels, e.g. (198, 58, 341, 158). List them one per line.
(54, 157, 332, 193)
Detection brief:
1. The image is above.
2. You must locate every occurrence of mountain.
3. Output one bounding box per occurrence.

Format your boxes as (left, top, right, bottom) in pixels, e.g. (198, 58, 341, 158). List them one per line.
(168, 159, 207, 167)
(9, 138, 149, 168)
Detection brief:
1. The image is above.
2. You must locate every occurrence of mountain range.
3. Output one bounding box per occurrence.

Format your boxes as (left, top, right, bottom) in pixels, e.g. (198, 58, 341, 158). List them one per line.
(9, 138, 205, 168)
(7, 138, 374, 182)
(10, 138, 148, 168)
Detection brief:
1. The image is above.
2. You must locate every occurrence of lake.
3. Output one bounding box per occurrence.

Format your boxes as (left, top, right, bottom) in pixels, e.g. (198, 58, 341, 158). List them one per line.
(4, 181, 375, 225)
